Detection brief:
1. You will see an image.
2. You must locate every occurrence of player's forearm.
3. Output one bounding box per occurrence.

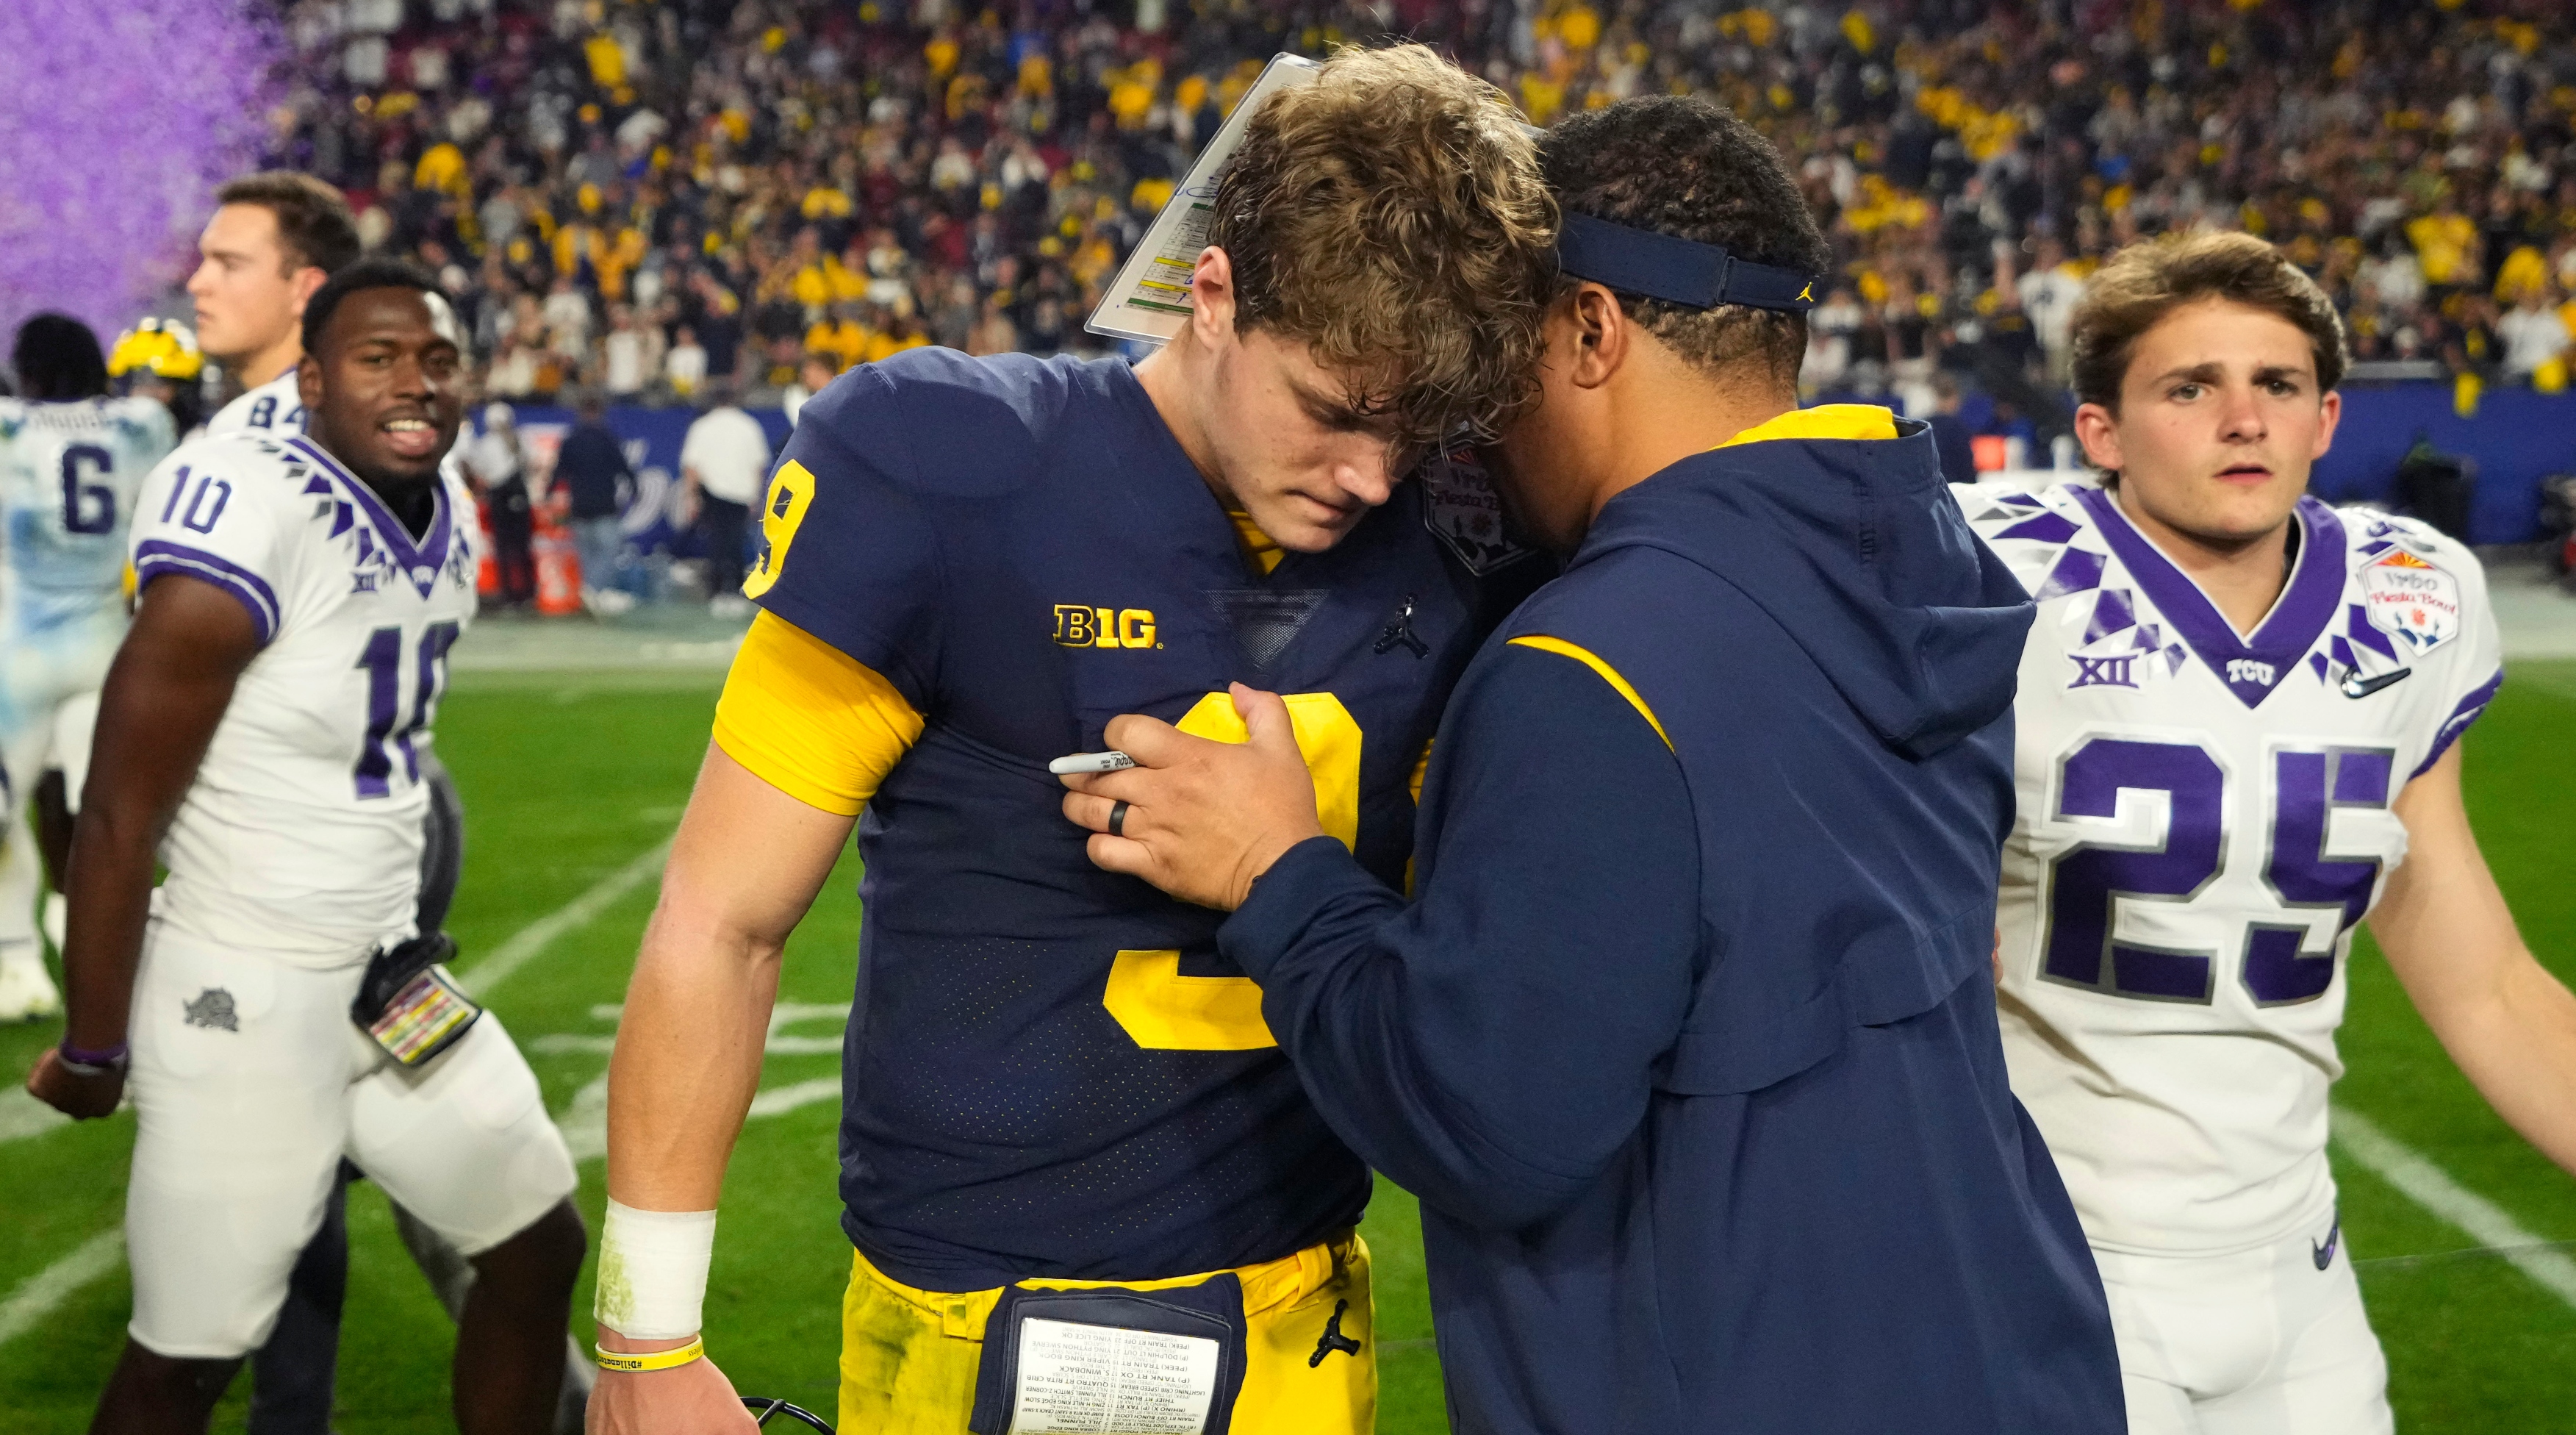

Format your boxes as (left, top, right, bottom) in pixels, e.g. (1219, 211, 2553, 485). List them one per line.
(604, 744, 848, 1212)
(604, 905, 785, 1212)
(59, 588, 247, 1048)
(57, 800, 163, 1050)
(2426, 954, 2576, 1177)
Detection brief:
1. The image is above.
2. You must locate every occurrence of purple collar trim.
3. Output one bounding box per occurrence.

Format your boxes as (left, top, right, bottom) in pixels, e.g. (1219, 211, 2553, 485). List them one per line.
(287, 435, 452, 584)
(2074, 485, 2344, 709)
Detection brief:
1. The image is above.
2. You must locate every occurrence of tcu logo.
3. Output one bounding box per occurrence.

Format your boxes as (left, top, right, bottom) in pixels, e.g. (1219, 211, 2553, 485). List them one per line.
(2227, 659, 2276, 687)
(1054, 605, 1158, 649)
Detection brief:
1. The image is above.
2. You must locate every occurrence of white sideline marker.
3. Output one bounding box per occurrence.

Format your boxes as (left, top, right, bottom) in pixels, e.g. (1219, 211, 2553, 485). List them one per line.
(2332, 1107, 2576, 1310)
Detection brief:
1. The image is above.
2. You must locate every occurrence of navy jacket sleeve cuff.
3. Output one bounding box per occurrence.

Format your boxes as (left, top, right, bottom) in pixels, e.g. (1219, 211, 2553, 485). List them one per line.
(1221, 836, 1395, 984)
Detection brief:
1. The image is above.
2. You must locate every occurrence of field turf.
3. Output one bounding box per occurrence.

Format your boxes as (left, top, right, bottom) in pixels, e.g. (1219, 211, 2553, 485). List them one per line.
(1, 658, 2570, 1432)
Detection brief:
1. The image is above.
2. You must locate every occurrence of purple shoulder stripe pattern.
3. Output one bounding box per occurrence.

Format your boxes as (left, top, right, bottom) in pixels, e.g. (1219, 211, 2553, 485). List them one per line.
(133, 539, 281, 645)
(287, 435, 454, 581)
(2413, 668, 2505, 779)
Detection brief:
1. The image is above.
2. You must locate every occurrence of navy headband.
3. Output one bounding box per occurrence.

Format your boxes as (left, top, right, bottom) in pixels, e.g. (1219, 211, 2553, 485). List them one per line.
(1554, 211, 1819, 312)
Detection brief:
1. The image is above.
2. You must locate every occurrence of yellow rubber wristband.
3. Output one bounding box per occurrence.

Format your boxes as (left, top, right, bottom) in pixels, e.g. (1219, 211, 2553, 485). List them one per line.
(594, 1336, 704, 1373)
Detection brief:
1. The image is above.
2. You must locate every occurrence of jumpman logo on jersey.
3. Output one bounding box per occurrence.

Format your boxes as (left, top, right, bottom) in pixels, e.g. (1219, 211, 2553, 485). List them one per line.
(1308, 1299, 1362, 1367)
(1374, 594, 1428, 658)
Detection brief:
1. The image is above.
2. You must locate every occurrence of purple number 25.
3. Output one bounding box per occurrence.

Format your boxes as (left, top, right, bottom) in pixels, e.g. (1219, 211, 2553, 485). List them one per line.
(2042, 737, 2395, 1006)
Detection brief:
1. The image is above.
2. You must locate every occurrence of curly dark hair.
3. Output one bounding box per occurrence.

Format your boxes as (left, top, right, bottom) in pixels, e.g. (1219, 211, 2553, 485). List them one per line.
(1210, 43, 1557, 459)
(1540, 96, 1831, 389)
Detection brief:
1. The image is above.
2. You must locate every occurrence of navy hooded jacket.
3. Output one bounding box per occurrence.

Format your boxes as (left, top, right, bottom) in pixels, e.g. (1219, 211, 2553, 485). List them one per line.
(1222, 409, 2124, 1434)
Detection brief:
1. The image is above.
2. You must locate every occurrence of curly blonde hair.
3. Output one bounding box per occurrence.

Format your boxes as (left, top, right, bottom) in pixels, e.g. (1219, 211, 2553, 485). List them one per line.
(1209, 43, 1557, 462)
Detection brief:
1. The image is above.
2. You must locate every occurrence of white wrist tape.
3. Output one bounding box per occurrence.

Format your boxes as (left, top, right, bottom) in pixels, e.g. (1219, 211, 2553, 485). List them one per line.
(595, 1200, 717, 1340)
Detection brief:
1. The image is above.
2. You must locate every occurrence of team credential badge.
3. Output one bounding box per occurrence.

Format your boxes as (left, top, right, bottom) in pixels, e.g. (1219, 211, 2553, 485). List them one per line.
(1420, 447, 1531, 576)
(2358, 548, 2461, 655)
(182, 988, 239, 1031)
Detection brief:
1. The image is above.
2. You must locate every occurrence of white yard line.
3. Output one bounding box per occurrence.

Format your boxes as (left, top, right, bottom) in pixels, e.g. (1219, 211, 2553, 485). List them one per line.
(559, 1074, 614, 1164)
(2332, 1107, 2576, 1310)
(0, 1088, 68, 1145)
(456, 837, 674, 998)
(745, 1077, 842, 1120)
(550, 1072, 842, 1167)
(0, 1229, 123, 1348)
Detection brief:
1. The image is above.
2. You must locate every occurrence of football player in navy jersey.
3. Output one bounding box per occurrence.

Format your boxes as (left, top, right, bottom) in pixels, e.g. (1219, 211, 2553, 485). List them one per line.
(590, 45, 1557, 1435)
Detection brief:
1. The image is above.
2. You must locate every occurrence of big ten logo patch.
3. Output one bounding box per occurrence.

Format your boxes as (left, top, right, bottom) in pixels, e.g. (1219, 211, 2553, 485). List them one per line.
(1054, 605, 1158, 649)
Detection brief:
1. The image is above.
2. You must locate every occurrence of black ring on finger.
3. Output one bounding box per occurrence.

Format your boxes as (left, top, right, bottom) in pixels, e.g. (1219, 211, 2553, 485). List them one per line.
(1108, 800, 1130, 838)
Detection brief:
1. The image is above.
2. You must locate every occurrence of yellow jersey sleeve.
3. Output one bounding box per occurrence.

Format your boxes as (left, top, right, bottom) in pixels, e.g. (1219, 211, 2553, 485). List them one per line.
(713, 610, 926, 816)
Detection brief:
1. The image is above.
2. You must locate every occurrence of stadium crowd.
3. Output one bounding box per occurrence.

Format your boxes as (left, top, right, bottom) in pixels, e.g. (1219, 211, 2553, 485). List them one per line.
(254, 0, 2576, 429)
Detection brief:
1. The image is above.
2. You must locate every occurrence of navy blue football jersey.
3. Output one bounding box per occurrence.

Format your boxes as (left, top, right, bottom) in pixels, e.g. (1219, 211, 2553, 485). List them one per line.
(749, 347, 1538, 1290)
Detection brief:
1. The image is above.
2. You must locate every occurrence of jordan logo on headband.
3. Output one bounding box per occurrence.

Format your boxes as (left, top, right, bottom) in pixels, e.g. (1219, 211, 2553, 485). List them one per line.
(1554, 211, 1822, 314)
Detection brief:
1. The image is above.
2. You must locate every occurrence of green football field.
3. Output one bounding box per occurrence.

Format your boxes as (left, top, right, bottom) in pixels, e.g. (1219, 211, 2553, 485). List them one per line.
(2, 657, 2571, 1433)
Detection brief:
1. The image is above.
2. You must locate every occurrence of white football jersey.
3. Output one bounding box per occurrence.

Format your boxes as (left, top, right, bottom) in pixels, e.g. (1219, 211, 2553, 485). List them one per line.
(0, 396, 176, 598)
(1962, 479, 2503, 1256)
(131, 431, 478, 963)
(204, 365, 306, 437)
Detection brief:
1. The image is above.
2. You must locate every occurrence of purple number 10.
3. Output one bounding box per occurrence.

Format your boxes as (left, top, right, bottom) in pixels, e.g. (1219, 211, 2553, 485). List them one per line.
(354, 620, 461, 798)
(2042, 737, 2394, 1006)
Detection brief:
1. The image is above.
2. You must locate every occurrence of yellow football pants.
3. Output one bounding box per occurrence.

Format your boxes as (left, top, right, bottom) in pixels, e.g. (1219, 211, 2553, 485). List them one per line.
(837, 1234, 1376, 1435)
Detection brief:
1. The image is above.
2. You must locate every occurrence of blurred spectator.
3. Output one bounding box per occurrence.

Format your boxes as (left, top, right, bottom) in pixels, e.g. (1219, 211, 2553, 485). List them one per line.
(966, 294, 1018, 358)
(780, 351, 837, 427)
(2017, 238, 2087, 389)
(2500, 287, 2572, 383)
(665, 325, 706, 398)
(1805, 285, 1861, 393)
(1925, 373, 1981, 486)
(464, 401, 534, 609)
(543, 276, 592, 360)
(555, 390, 635, 610)
(678, 380, 769, 615)
(601, 304, 659, 401)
